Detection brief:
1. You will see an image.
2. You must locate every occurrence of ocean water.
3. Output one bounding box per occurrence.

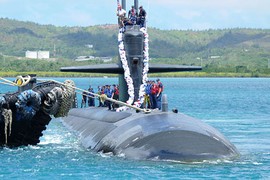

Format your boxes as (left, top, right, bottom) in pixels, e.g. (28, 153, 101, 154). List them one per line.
(0, 77, 269, 179)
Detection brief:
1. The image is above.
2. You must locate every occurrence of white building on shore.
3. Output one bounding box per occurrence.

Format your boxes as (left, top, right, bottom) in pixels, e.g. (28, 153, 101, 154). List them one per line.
(25, 51, 50, 59)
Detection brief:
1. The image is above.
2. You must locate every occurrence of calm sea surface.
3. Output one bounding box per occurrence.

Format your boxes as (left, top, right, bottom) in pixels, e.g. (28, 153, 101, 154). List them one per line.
(0, 77, 269, 179)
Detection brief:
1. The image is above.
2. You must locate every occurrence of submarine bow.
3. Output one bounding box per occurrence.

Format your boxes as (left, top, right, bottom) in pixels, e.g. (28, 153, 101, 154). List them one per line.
(63, 107, 239, 161)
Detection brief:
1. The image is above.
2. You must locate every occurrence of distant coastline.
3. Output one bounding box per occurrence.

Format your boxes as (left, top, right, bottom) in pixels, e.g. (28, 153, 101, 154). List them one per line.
(1, 19, 270, 78)
(1, 71, 269, 78)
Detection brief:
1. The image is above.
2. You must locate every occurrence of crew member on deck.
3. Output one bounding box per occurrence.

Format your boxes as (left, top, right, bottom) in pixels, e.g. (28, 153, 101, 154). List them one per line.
(150, 81, 158, 109)
(144, 80, 152, 109)
(156, 78, 164, 110)
(97, 86, 104, 107)
(88, 87, 95, 107)
(112, 84, 119, 110)
(81, 90, 87, 108)
(105, 85, 113, 110)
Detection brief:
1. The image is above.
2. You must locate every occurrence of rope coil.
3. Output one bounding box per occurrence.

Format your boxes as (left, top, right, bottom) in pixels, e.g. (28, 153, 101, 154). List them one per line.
(54, 80, 76, 117)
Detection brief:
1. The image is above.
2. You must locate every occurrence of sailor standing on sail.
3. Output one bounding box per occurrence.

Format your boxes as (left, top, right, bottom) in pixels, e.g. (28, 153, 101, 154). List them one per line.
(128, 5, 137, 25)
(137, 6, 146, 28)
(116, 4, 126, 28)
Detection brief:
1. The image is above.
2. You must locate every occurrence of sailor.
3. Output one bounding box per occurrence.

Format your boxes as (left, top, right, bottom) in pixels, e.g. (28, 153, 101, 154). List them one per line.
(128, 5, 137, 25)
(156, 78, 164, 110)
(81, 90, 87, 108)
(123, 17, 133, 26)
(105, 85, 113, 110)
(116, 5, 126, 28)
(112, 84, 119, 110)
(88, 87, 95, 107)
(150, 81, 158, 109)
(103, 85, 108, 107)
(137, 6, 147, 28)
(97, 86, 104, 107)
(144, 80, 152, 109)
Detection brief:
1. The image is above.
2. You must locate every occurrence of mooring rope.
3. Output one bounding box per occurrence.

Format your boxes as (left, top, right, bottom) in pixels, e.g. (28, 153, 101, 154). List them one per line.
(0, 75, 31, 87)
(0, 77, 17, 86)
(38, 79, 151, 113)
(0, 76, 151, 114)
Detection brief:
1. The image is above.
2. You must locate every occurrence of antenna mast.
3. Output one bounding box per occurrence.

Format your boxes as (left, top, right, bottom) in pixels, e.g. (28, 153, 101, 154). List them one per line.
(121, 0, 126, 10)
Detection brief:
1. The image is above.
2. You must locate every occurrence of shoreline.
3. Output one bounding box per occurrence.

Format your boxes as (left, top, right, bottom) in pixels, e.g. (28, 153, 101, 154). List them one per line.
(0, 71, 269, 78)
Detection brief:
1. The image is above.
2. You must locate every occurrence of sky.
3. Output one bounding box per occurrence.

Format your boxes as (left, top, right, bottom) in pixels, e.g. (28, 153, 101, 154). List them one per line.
(0, 0, 270, 30)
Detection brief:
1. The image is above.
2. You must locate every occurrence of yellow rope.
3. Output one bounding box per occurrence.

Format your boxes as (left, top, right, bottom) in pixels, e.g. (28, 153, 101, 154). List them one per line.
(0, 77, 17, 86)
(0, 76, 31, 87)
(0, 81, 17, 86)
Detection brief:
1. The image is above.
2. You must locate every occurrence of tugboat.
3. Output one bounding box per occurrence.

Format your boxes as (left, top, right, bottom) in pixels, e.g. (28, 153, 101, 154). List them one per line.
(59, 0, 240, 162)
(0, 75, 76, 147)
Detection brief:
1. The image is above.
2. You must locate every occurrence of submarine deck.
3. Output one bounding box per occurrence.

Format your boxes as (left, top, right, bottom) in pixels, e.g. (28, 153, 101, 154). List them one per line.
(61, 107, 239, 161)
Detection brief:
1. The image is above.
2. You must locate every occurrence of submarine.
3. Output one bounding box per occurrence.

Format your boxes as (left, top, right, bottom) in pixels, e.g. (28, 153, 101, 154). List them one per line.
(60, 0, 240, 162)
(0, 0, 239, 162)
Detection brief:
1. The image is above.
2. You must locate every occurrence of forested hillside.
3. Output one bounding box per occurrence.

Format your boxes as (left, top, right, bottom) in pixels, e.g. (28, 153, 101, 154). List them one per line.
(0, 18, 270, 76)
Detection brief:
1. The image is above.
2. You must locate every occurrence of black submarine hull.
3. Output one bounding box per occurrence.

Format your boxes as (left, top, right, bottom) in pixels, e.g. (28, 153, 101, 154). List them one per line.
(61, 107, 239, 162)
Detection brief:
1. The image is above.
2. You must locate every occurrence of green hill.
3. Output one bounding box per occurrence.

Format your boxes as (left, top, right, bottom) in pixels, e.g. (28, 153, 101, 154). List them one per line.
(0, 18, 270, 76)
